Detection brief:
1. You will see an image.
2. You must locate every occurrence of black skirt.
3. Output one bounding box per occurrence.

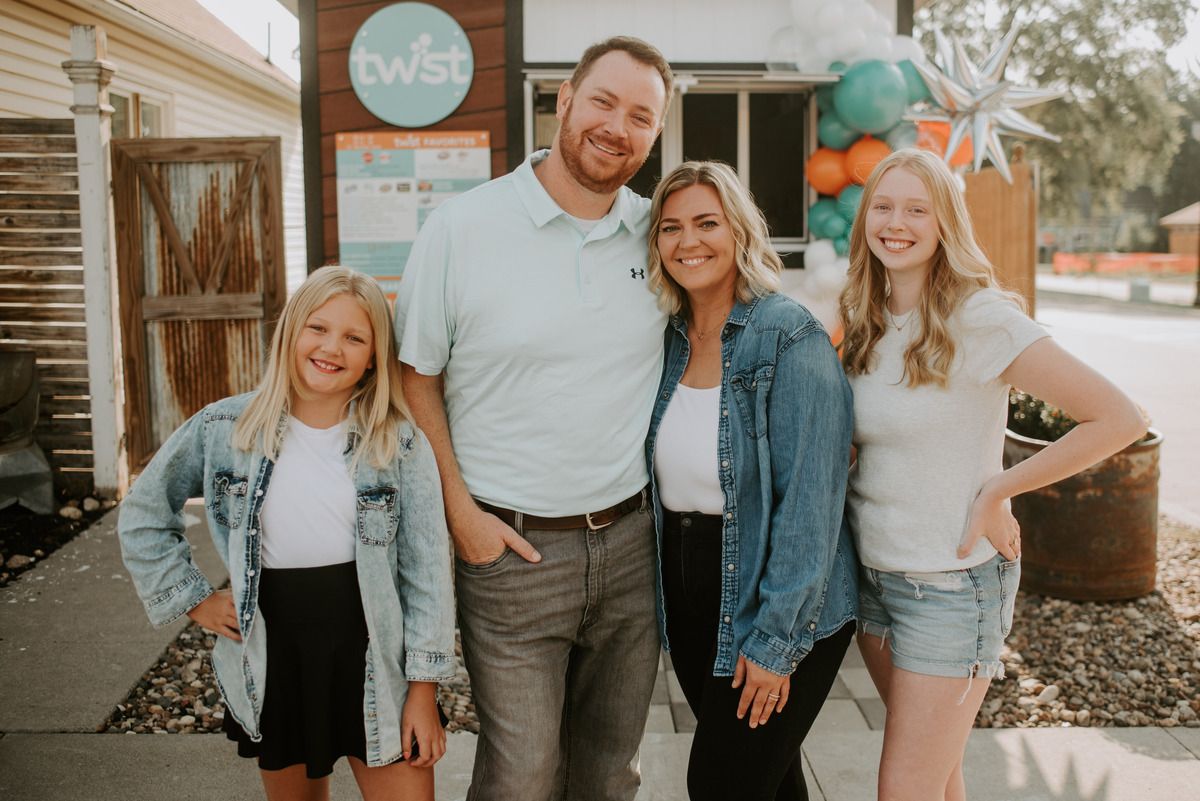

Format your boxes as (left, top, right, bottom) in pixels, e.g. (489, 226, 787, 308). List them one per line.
(223, 560, 370, 779)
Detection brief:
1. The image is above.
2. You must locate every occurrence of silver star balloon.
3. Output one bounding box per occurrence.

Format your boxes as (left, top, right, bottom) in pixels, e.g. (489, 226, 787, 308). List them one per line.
(909, 27, 1063, 183)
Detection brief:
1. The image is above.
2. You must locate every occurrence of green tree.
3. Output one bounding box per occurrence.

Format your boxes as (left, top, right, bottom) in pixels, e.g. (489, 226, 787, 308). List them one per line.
(914, 0, 1193, 222)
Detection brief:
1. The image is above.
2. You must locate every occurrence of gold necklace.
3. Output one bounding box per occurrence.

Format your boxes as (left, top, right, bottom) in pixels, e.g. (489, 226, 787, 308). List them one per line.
(690, 318, 725, 343)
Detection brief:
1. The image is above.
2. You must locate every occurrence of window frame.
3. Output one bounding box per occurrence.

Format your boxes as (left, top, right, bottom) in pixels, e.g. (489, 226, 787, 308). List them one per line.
(108, 85, 174, 139)
(523, 70, 831, 251)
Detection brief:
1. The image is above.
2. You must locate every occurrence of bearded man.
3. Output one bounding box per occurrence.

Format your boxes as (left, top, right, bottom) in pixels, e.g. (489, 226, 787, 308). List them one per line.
(394, 36, 673, 801)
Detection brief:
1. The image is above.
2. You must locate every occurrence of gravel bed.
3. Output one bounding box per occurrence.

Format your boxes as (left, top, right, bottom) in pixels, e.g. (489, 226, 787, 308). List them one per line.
(0, 497, 112, 588)
(107, 515, 1199, 734)
(977, 515, 1200, 728)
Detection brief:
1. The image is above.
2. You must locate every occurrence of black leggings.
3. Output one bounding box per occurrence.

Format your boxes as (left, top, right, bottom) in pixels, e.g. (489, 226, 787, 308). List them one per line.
(663, 510, 853, 801)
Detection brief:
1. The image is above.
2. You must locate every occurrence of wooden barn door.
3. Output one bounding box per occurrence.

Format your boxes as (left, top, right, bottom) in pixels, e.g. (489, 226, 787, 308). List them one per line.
(111, 138, 285, 468)
(964, 156, 1038, 314)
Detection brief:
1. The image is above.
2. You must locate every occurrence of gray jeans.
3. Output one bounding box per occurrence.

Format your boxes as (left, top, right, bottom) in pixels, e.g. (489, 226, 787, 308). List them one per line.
(455, 505, 660, 801)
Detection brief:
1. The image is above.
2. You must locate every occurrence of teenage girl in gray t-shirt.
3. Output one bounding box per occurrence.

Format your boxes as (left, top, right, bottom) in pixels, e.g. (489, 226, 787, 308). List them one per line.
(839, 149, 1144, 801)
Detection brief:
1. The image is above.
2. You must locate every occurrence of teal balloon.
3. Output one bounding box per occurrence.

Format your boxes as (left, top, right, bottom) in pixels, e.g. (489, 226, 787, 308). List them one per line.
(884, 120, 919, 150)
(809, 198, 840, 237)
(818, 112, 860, 150)
(898, 60, 931, 105)
(832, 59, 908, 134)
(834, 235, 850, 256)
(824, 215, 848, 240)
(827, 60, 848, 74)
(837, 184, 864, 224)
(816, 84, 836, 113)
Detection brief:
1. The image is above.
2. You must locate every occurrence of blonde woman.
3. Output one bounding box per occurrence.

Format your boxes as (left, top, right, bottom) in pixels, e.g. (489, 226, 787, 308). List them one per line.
(839, 149, 1144, 801)
(646, 161, 857, 801)
(118, 266, 456, 801)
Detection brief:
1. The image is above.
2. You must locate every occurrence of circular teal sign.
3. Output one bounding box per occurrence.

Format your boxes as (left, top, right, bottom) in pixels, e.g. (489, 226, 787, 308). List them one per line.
(349, 3, 474, 128)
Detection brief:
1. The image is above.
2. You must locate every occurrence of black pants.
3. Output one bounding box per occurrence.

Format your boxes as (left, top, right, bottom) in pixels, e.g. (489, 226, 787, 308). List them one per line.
(663, 511, 854, 801)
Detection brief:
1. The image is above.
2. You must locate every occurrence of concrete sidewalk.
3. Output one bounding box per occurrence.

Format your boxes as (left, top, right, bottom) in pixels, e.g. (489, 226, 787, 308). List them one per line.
(2, 506, 1199, 800)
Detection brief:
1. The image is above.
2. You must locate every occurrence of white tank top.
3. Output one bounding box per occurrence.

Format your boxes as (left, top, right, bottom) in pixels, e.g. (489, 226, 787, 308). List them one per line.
(653, 384, 724, 515)
(260, 417, 357, 569)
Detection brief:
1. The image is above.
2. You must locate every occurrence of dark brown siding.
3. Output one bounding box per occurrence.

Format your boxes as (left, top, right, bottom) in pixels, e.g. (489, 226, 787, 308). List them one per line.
(314, 0, 510, 265)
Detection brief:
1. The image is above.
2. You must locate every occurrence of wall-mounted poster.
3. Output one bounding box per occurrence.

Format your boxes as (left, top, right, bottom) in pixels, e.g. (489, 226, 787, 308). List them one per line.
(335, 130, 491, 296)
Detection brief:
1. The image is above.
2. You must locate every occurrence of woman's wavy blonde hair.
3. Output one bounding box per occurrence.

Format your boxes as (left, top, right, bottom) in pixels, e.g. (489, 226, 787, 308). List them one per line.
(233, 265, 411, 471)
(648, 161, 782, 316)
(839, 148, 1021, 387)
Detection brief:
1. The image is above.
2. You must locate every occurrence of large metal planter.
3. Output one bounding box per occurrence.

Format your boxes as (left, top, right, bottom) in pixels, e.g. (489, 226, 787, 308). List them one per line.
(1002, 428, 1163, 601)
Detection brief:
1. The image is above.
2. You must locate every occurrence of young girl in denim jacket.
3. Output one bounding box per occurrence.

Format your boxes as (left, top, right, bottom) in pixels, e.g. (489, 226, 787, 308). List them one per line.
(118, 266, 456, 801)
(840, 150, 1143, 800)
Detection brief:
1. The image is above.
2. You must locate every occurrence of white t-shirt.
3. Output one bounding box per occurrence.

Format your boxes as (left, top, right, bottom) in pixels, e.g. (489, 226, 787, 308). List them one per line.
(846, 288, 1049, 572)
(260, 417, 357, 569)
(653, 384, 724, 515)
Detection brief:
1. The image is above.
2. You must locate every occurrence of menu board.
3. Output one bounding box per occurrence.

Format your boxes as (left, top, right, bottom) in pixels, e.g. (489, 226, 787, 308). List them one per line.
(335, 130, 491, 296)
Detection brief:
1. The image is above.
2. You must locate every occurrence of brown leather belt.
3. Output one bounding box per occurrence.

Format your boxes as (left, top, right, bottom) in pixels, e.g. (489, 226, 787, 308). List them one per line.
(478, 487, 647, 532)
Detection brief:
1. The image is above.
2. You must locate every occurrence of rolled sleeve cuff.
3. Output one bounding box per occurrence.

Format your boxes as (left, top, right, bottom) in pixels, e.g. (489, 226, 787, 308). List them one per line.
(144, 568, 214, 628)
(741, 627, 813, 677)
(404, 650, 457, 682)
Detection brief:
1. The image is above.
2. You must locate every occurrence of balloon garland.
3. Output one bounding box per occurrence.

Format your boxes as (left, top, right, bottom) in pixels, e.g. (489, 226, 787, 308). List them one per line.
(767, 5, 1061, 315)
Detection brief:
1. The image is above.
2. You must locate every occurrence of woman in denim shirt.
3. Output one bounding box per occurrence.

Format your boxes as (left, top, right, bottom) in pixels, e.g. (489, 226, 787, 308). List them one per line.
(118, 267, 456, 801)
(645, 162, 857, 801)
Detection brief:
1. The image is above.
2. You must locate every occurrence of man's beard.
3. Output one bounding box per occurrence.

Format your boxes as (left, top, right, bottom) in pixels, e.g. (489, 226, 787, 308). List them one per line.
(557, 104, 647, 195)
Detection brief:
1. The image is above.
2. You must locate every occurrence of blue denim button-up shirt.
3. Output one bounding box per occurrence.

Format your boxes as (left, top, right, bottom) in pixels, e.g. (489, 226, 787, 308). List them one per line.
(647, 293, 858, 677)
(117, 393, 456, 766)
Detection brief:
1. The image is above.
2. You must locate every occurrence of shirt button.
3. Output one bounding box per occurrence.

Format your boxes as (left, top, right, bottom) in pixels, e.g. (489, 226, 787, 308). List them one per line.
(254, 489, 263, 497)
(724, 360, 730, 368)
(681, 517, 692, 527)
(809, 623, 816, 631)
(722, 409, 728, 417)
(721, 460, 729, 468)
(727, 563, 735, 571)
(244, 613, 251, 620)
(724, 615, 732, 623)
(726, 512, 733, 520)
(751, 381, 757, 388)
(248, 528, 256, 537)
(791, 661, 799, 668)
(662, 391, 669, 399)
(247, 569, 255, 577)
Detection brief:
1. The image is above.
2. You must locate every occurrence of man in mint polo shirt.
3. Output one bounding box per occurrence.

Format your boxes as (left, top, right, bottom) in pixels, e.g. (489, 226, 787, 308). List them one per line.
(394, 37, 672, 801)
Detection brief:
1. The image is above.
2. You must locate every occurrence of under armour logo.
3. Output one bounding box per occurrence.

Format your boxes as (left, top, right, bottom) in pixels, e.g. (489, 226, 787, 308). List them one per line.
(630, 268, 646, 279)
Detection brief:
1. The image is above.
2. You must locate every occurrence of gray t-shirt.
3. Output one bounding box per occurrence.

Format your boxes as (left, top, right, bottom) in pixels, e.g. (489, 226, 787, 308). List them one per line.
(846, 288, 1049, 572)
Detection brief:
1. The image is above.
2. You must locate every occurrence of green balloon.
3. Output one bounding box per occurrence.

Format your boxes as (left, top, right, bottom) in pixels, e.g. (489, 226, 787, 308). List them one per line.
(816, 84, 836, 113)
(818, 112, 860, 150)
(833, 59, 909, 134)
(834, 234, 850, 256)
(827, 60, 848, 74)
(898, 60, 931, 105)
(884, 120, 919, 150)
(823, 214, 848, 240)
(837, 184, 864, 224)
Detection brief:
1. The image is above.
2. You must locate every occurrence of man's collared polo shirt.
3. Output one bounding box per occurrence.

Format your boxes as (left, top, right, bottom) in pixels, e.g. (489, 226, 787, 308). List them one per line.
(395, 150, 667, 517)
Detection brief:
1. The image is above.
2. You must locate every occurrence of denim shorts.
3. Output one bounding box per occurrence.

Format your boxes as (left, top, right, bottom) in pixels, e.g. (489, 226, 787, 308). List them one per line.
(857, 554, 1020, 680)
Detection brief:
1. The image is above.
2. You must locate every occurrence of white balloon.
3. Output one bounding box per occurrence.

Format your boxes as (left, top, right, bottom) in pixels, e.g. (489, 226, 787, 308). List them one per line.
(891, 34, 927, 64)
(812, 3, 846, 35)
(767, 26, 803, 71)
(799, 37, 836, 72)
(805, 296, 843, 335)
(828, 28, 867, 63)
(812, 260, 849, 298)
(805, 239, 837, 269)
(857, 33, 894, 63)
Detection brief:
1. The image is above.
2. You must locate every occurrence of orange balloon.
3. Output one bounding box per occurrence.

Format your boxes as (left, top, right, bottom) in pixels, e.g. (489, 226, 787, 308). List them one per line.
(917, 121, 972, 166)
(845, 135, 892, 184)
(806, 147, 851, 196)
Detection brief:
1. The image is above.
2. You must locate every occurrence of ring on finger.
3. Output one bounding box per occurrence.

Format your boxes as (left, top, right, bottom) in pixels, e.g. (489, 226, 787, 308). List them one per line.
(766, 692, 780, 700)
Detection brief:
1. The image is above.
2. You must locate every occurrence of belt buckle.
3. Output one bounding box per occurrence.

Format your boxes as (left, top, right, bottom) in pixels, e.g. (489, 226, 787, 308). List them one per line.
(586, 511, 614, 532)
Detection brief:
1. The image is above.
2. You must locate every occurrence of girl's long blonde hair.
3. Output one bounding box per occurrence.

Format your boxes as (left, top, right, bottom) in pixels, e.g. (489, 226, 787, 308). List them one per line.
(648, 161, 782, 317)
(838, 148, 1020, 387)
(234, 266, 411, 470)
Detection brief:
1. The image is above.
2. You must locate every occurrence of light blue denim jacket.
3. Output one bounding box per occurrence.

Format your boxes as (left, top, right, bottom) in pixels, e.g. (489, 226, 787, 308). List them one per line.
(646, 293, 858, 677)
(117, 392, 456, 766)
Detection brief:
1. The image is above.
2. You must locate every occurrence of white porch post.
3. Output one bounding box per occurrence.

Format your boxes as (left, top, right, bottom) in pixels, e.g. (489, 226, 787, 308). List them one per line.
(62, 25, 127, 497)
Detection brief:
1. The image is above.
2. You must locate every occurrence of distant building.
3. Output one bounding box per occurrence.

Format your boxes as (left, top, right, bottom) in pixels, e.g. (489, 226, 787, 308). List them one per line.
(1160, 202, 1200, 258)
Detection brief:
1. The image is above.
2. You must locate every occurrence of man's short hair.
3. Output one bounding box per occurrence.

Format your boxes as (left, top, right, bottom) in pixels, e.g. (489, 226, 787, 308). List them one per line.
(570, 36, 674, 105)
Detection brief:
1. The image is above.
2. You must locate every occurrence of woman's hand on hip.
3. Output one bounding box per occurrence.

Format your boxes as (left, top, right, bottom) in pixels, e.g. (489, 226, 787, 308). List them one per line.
(186, 589, 242, 642)
(958, 486, 1020, 561)
(732, 653, 790, 728)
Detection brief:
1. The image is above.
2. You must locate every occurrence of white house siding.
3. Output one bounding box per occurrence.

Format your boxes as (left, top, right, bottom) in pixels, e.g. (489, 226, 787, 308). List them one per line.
(523, 0, 898, 63)
(1, 0, 307, 292)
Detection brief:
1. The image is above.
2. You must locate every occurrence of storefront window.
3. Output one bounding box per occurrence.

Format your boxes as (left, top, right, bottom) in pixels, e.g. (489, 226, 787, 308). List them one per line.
(749, 93, 807, 240)
(682, 93, 738, 166)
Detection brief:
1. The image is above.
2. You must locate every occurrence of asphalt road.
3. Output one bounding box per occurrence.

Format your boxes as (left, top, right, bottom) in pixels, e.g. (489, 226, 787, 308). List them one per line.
(1034, 292, 1200, 527)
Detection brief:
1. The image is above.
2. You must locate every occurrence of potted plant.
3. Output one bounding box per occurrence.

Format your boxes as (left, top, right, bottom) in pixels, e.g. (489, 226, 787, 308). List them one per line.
(1004, 391, 1162, 601)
